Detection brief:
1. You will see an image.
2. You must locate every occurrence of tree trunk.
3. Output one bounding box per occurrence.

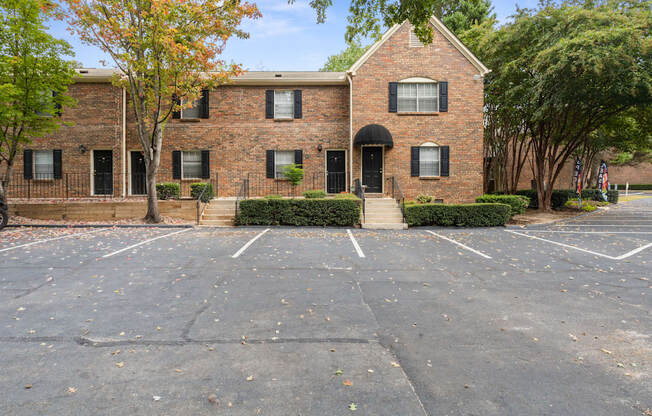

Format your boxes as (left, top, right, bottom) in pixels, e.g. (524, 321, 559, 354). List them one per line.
(143, 124, 162, 223)
(0, 160, 15, 205)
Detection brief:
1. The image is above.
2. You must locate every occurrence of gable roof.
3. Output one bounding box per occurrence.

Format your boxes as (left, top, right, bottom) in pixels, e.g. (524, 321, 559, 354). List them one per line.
(348, 17, 490, 76)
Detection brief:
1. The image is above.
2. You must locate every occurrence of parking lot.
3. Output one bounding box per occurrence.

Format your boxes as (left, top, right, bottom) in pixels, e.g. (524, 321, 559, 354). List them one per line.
(1, 197, 651, 415)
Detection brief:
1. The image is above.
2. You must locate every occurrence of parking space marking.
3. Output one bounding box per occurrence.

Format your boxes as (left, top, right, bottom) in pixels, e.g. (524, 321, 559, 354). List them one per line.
(101, 228, 192, 258)
(425, 230, 492, 259)
(347, 229, 365, 258)
(0, 228, 110, 253)
(231, 228, 270, 258)
(521, 230, 652, 234)
(506, 230, 652, 260)
(554, 224, 652, 227)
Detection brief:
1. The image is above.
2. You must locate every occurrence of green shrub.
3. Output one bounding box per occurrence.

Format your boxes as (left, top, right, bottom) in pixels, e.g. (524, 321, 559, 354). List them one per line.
(627, 184, 652, 190)
(303, 190, 326, 199)
(334, 193, 361, 200)
(476, 194, 529, 217)
(236, 198, 360, 226)
(565, 199, 597, 212)
(515, 189, 618, 209)
(264, 194, 283, 199)
(581, 189, 618, 204)
(282, 164, 304, 186)
(404, 203, 511, 227)
(156, 182, 180, 200)
(416, 194, 433, 204)
(190, 183, 214, 203)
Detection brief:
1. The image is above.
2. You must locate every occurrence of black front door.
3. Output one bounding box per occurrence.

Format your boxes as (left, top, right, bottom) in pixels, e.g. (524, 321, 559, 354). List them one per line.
(326, 150, 346, 193)
(93, 150, 113, 195)
(362, 147, 382, 193)
(130, 152, 146, 195)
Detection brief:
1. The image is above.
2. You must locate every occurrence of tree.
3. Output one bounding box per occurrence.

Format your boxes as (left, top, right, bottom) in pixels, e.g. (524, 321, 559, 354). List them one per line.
(320, 41, 371, 71)
(0, 0, 76, 205)
(441, 0, 494, 34)
(65, 0, 260, 222)
(471, 0, 651, 210)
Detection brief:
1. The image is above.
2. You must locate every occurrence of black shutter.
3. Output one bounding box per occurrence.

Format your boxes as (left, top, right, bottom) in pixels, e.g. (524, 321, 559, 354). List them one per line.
(52, 91, 62, 117)
(294, 149, 303, 168)
(439, 81, 448, 112)
(201, 150, 210, 179)
(410, 147, 420, 177)
(200, 89, 209, 119)
(265, 90, 274, 119)
(440, 146, 450, 176)
(24, 150, 33, 179)
(172, 94, 181, 119)
(266, 150, 275, 178)
(388, 82, 398, 113)
(53, 150, 62, 179)
(294, 90, 302, 119)
(172, 151, 181, 179)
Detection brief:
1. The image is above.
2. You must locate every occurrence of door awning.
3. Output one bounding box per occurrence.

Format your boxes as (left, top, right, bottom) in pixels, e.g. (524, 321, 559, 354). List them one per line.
(353, 124, 393, 148)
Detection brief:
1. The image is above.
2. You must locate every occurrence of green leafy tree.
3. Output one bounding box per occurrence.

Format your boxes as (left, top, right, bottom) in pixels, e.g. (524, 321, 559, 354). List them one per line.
(65, 0, 260, 222)
(441, 0, 494, 34)
(0, 0, 76, 205)
(321, 41, 371, 72)
(472, 0, 651, 210)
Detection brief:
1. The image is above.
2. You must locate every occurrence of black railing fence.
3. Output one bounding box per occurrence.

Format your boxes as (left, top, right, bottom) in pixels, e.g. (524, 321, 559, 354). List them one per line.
(386, 176, 406, 223)
(353, 178, 365, 222)
(241, 172, 347, 197)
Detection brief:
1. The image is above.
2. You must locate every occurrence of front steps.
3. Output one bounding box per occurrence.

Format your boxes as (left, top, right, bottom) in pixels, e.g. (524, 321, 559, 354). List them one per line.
(362, 198, 407, 230)
(199, 199, 236, 226)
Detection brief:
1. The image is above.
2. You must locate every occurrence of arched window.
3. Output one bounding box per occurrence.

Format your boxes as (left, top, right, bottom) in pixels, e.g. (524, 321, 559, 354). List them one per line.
(397, 78, 438, 113)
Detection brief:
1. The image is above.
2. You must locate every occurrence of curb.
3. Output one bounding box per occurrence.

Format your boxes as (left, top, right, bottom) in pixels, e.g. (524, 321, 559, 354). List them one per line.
(506, 208, 600, 230)
(5, 224, 194, 229)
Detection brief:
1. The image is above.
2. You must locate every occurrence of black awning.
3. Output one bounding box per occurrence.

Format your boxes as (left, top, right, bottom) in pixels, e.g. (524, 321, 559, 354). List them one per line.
(353, 124, 393, 148)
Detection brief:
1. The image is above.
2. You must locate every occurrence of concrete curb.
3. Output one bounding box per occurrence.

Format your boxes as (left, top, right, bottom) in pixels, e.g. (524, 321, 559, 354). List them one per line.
(506, 208, 600, 230)
(5, 224, 194, 229)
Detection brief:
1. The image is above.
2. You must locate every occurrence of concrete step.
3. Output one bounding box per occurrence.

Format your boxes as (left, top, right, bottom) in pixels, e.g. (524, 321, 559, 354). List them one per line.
(362, 222, 408, 230)
(203, 209, 235, 215)
(365, 199, 397, 205)
(202, 214, 234, 220)
(200, 219, 234, 226)
(364, 217, 404, 223)
(365, 214, 404, 220)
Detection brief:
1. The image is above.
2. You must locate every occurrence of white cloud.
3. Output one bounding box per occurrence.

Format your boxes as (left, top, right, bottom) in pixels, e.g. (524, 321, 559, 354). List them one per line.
(242, 17, 306, 37)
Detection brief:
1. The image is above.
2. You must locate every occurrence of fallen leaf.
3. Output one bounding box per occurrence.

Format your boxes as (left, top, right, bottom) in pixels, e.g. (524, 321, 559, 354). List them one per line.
(349, 403, 357, 411)
(246, 375, 254, 381)
(334, 369, 343, 376)
(601, 348, 612, 355)
(342, 379, 353, 386)
(208, 394, 219, 405)
(25, 384, 32, 389)
(67, 387, 77, 394)
(153, 395, 161, 401)
(116, 362, 124, 368)
(391, 362, 400, 368)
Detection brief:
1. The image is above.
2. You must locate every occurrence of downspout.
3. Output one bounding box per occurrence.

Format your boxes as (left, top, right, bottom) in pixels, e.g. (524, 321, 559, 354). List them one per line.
(121, 87, 127, 198)
(346, 72, 353, 191)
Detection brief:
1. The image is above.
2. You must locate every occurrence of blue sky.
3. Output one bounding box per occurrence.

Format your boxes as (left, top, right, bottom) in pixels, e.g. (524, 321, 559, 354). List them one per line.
(45, 0, 539, 71)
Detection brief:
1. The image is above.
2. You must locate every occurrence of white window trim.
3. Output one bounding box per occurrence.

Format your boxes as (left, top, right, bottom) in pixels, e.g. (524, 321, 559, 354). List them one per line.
(33, 150, 54, 180)
(181, 150, 202, 180)
(419, 143, 440, 178)
(274, 150, 295, 179)
(180, 98, 201, 119)
(273, 90, 294, 120)
(398, 82, 439, 113)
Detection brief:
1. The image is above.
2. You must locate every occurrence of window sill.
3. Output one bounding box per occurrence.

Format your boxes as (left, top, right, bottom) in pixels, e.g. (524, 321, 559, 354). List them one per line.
(397, 112, 439, 116)
(181, 178, 202, 181)
(274, 118, 294, 122)
(179, 118, 201, 122)
(419, 176, 441, 180)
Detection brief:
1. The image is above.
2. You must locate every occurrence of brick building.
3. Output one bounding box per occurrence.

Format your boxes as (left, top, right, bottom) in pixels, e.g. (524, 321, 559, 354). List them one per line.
(9, 17, 489, 202)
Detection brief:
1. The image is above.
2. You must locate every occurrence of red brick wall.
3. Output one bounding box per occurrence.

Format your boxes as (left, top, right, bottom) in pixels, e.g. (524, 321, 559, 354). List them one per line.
(351, 23, 484, 202)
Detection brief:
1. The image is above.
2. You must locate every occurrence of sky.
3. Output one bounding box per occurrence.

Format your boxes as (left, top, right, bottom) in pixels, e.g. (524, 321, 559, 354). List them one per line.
(45, 0, 539, 71)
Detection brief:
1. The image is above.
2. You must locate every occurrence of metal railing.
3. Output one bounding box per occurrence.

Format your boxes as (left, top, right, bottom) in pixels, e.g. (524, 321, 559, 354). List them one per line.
(245, 172, 329, 197)
(195, 173, 218, 225)
(235, 178, 249, 215)
(353, 178, 365, 223)
(387, 176, 406, 223)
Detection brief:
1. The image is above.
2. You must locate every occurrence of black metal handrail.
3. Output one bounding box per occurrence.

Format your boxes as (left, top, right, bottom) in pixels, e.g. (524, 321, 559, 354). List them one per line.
(387, 176, 406, 223)
(195, 173, 217, 225)
(235, 178, 249, 215)
(353, 178, 365, 223)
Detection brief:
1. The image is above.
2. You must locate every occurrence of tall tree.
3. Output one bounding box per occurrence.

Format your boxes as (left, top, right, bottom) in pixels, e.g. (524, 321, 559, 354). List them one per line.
(471, 0, 651, 209)
(65, 0, 260, 222)
(441, 0, 494, 34)
(320, 41, 370, 71)
(0, 0, 76, 205)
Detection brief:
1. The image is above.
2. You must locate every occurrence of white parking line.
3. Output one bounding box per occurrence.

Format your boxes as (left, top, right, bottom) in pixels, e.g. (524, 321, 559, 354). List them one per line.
(425, 230, 492, 259)
(231, 228, 270, 258)
(0, 228, 110, 253)
(521, 230, 652, 234)
(554, 224, 652, 227)
(506, 230, 652, 260)
(347, 229, 365, 258)
(102, 228, 192, 258)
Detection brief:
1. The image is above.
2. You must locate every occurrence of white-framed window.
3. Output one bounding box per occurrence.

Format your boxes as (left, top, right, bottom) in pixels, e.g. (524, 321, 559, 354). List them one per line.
(181, 99, 201, 119)
(398, 83, 438, 112)
(182, 151, 202, 179)
(34, 150, 54, 179)
(274, 90, 294, 119)
(419, 145, 440, 177)
(274, 150, 294, 179)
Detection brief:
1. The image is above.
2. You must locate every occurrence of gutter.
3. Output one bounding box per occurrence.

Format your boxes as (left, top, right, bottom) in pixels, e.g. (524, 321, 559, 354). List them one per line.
(347, 72, 353, 191)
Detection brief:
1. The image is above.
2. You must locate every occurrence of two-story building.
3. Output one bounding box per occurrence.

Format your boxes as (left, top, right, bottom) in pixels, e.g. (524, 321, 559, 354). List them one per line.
(11, 17, 489, 203)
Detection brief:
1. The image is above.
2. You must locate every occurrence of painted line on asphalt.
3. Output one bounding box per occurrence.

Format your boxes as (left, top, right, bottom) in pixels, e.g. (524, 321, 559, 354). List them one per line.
(0, 228, 110, 253)
(506, 230, 652, 260)
(520, 230, 652, 234)
(347, 229, 365, 258)
(554, 224, 652, 227)
(231, 228, 270, 258)
(102, 228, 192, 258)
(425, 230, 492, 259)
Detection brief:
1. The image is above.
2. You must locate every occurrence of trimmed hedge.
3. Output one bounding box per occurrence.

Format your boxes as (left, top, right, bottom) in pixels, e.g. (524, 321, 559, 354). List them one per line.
(236, 198, 360, 226)
(627, 184, 652, 190)
(156, 182, 180, 200)
(405, 203, 511, 227)
(476, 194, 529, 217)
(303, 190, 327, 199)
(190, 183, 214, 203)
(515, 189, 618, 209)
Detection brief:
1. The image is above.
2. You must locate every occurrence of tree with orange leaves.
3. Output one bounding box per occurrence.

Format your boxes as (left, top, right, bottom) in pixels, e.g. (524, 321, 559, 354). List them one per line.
(64, 0, 260, 222)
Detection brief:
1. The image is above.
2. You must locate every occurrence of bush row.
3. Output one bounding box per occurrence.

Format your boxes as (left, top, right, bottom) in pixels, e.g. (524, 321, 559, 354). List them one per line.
(475, 194, 529, 217)
(405, 203, 511, 227)
(236, 198, 361, 226)
(626, 184, 652, 190)
(514, 189, 618, 209)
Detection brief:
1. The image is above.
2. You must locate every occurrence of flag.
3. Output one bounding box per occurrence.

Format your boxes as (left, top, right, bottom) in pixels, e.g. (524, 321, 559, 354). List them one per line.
(597, 161, 609, 202)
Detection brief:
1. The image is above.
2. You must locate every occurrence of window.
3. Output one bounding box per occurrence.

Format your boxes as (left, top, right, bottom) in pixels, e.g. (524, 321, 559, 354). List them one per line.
(397, 83, 438, 112)
(274, 150, 294, 179)
(419, 146, 440, 177)
(182, 151, 202, 179)
(181, 99, 201, 119)
(34, 150, 54, 179)
(274, 91, 294, 119)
